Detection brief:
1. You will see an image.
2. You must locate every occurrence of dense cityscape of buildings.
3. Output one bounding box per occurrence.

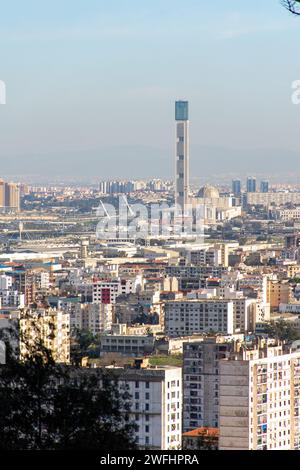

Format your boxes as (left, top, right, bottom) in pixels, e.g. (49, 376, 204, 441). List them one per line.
(2, 101, 300, 451)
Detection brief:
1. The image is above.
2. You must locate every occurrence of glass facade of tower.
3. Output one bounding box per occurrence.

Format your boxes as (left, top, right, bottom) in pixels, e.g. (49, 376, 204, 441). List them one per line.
(175, 101, 189, 121)
(232, 179, 241, 196)
(260, 181, 269, 193)
(247, 177, 256, 193)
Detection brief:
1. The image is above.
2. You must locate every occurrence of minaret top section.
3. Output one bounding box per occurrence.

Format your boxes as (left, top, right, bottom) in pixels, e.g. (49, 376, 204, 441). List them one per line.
(175, 101, 189, 121)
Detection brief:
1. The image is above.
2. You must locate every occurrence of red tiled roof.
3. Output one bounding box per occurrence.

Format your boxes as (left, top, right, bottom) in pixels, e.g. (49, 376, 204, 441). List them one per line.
(182, 427, 219, 438)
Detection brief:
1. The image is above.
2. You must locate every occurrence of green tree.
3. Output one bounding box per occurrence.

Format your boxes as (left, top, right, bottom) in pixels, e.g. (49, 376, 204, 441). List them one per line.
(70, 327, 100, 365)
(0, 322, 137, 450)
(264, 320, 300, 342)
(282, 0, 300, 14)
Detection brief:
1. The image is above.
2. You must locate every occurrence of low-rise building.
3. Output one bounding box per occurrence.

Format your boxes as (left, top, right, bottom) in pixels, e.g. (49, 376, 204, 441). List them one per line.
(182, 427, 219, 450)
(100, 333, 155, 356)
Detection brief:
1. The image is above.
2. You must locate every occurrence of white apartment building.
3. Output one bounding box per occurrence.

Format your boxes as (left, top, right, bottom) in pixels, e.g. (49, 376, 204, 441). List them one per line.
(247, 191, 300, 207)
(187, 248, 222, 266)
(231, 297, 257, 333)
(186, 290, 258, 332)
(66, 302, 113, 335)
(0, 290, 24, 307)
(35, 271, 50, 289)
(186, 244, 229, 268)
(100, 333, 155, 356)
(164, 299, 234, 337)
(237, 275, 270, 322)
(279, 303, 300, 314)
(272, 207, 300, 222)
(219, 346, 300, 450)
(111, 365, 182, 450)
(82, 303, 113, 335)
(0, 274, 12, 290)
(92, 277, 139, 304)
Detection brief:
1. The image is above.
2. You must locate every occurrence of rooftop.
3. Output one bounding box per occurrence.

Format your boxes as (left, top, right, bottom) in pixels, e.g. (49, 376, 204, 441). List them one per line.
(183, 427, 219, 438)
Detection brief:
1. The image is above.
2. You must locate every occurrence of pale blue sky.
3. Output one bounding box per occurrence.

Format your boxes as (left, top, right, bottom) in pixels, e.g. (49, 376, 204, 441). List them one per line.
(0, 0, 300, 180)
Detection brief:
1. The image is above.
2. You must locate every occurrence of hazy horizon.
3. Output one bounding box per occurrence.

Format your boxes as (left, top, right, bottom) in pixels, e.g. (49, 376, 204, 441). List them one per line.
(1, 0, 300, 180)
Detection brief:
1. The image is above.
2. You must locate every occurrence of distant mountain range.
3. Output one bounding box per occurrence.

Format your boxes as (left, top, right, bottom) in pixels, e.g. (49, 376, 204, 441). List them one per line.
(1, 145, 300, 182)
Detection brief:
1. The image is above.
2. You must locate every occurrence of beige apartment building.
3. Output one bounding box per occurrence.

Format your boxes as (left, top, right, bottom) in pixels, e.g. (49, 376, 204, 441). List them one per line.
(247, 191, 300, 207)
(219, 345, 300, 450)
(267, 280, 292, 311)
(286, 265, 300, 279)
(0, 180, 20, 211)
(19, 308, 70, 363)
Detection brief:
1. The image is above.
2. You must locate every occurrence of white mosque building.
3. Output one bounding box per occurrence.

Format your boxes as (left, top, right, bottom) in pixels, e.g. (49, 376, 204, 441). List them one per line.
(191, 185, 242, 224)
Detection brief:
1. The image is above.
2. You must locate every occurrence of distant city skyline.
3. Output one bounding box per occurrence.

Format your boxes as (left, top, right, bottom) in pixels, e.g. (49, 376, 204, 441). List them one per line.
(0, 1, 300, 178)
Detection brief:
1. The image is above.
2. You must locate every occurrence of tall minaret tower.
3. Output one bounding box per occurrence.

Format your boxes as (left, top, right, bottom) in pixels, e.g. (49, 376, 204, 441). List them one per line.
(175, 100, 189, 214)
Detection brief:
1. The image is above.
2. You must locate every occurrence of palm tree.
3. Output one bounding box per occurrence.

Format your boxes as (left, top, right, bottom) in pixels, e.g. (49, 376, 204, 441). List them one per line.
(281, 0, 300, 14)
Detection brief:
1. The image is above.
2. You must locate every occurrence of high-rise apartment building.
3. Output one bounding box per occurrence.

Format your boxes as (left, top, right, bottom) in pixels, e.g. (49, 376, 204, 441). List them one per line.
(175, 100, 189, 213)
(219, 345, 300, 450)
(101, 364, 182, 449)
(5, 182, 20, 211)
(183, 338, 232, 432)
(0, 179, 5, 207)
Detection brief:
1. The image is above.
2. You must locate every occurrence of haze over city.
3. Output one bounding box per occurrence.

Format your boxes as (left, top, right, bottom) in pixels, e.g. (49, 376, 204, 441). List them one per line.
(3, 0, 300, 458)
(1, 0, 300, 181)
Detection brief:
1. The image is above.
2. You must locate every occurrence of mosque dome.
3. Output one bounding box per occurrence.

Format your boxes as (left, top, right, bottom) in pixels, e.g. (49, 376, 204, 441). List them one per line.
(197, 185, 220, 199)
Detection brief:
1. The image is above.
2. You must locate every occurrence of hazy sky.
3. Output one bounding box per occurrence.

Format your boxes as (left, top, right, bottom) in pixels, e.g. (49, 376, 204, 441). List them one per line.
(0, 0, 300, 180)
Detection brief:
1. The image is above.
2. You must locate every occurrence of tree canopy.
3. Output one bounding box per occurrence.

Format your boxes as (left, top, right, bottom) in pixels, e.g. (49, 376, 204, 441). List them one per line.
(0, 322, 137, 450)
(282, 0, 300, 15)
(264, 319, 300, 342)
